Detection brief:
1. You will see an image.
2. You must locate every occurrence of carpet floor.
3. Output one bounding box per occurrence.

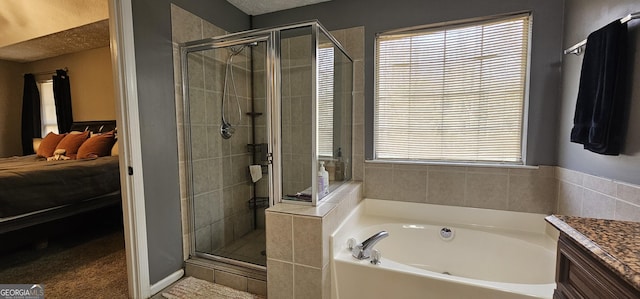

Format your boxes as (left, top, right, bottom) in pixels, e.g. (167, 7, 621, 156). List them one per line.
(0, 218, 128, 298)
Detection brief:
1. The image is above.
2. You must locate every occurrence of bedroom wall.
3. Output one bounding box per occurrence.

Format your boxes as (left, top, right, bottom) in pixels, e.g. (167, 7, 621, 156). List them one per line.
(0, 59, 24, 157)
(22, 46, 116, 122)
(130, 0, 249, 285)
(557, 0, 640, 185)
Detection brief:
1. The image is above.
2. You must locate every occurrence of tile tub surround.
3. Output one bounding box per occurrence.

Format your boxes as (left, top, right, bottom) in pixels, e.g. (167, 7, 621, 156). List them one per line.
(545, 215, 640, 291)
(556, 167, 640, 222)
(364, 162, 640, 221)
(266, 182, 363, 299)
(364, 162, 557, 214)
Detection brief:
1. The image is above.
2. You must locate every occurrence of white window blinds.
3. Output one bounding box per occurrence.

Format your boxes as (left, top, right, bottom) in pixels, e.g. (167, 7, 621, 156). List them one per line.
(375, 13, 531, 163)
(38, 80, 59, 136)
(317, 46, 335, 157)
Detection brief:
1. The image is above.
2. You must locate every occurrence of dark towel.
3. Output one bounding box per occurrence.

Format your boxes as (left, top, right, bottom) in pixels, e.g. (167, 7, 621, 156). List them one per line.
(570, 20, 628, 155)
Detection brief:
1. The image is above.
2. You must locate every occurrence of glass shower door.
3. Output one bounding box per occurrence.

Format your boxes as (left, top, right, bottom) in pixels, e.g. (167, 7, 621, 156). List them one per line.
(182, 36, 271, 267)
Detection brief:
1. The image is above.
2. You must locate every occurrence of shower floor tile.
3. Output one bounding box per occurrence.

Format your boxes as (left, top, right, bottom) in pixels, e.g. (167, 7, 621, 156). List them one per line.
(213, 229, 266, 266)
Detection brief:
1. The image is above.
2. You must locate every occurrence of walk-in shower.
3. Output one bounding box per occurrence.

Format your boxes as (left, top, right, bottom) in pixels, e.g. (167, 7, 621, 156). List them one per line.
(180, 21, 353, 271)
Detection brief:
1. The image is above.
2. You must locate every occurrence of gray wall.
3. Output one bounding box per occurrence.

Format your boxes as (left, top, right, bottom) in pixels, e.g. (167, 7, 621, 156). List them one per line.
(557, 0, 640, 185)
(129, 0, 249, 284)
(253, 0, 565, 166)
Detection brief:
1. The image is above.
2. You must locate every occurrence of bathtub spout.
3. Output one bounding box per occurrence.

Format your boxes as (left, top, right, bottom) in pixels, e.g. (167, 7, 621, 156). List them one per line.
(352, 231, 389, 260)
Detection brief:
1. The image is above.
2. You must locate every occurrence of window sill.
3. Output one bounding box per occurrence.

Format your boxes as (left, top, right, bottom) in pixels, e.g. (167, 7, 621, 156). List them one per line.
(365, 159, 539, 170)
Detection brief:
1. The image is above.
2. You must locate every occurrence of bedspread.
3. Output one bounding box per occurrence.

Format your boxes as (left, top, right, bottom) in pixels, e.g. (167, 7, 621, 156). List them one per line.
(0, 155, 120, 218)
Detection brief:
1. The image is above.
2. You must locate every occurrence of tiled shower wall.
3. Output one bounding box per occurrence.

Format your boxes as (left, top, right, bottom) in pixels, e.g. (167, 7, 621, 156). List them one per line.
(171, 5, 255, 258)
(281, 35, 313, 196)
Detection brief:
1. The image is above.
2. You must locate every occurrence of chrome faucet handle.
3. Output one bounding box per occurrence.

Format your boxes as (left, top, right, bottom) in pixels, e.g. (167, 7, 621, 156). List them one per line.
(351, 230, 389, 260)
(351, 244, 366, 259)
(347, 238, 357, 250)
(370, 249, 382, 265)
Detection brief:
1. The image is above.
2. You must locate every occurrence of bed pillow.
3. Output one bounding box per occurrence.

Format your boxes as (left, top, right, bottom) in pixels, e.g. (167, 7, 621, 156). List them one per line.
(36, 132, 67, 158)
(77, 131, 116, 159)
(55, 131, 90, 158)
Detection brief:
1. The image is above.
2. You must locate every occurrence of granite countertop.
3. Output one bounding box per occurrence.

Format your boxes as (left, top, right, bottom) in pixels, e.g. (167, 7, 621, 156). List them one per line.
(545, 215, 640, 291)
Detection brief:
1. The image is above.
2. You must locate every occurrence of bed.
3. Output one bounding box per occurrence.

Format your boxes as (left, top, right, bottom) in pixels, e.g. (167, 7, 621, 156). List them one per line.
(0, 121, 121, 234)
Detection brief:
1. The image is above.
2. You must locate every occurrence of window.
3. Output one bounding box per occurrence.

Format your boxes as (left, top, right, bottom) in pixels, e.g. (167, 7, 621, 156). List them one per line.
(38, 80, 58, 136)
(317, 46, 334, 157)
(375, 13, 531, 163)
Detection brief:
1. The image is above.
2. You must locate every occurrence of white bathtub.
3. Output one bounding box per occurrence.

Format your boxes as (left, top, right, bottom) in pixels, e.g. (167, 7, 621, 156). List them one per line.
(331, 199, 558, 299)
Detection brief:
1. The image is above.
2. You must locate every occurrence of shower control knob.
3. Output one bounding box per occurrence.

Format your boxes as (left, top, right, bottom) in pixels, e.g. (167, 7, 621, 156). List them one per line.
(347, 238, 357, 250)
(370, 249, 382, 265)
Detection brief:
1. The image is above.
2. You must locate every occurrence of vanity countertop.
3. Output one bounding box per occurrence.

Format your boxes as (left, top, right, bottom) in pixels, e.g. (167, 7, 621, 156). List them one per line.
(545, 215, 640, 291)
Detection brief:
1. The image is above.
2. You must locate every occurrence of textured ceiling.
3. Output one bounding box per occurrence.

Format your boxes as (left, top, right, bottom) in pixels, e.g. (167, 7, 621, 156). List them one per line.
(0, 0, 108, 48)
(226, 0, 331, 15)
(0, 20, 110, 63)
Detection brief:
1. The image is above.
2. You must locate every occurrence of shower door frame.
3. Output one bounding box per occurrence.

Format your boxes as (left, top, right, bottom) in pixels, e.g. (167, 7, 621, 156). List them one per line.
(180, 32, 278, 271)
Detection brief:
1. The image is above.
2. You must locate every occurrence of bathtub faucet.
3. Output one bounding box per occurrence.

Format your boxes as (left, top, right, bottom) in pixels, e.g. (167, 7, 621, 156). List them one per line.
(352, 231, 389, 260)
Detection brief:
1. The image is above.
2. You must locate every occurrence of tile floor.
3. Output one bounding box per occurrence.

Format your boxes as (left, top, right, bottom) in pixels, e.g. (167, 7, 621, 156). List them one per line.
(213, 229, 266, 266)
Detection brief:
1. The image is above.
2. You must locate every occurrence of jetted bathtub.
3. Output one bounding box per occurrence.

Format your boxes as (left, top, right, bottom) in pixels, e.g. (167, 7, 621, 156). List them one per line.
(331, 199, 558, 299)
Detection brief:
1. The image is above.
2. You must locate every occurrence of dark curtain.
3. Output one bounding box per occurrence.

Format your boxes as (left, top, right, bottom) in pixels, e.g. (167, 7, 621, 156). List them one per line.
(21, 74, 41, 155)
(570, 20, 628, 155)
(53, 69, 74, 133)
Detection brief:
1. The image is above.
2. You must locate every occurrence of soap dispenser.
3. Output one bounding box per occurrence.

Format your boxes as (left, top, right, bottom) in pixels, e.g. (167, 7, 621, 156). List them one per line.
(318, 161, 329, 198)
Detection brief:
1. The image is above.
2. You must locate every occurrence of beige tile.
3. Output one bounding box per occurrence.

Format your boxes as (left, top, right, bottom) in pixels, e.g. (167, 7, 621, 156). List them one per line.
(508, 175, 557, 214)
(185, 263, 214, 282)
(322, 264, 331, 299)
(364, 165, 394, 199)
(188, 87, 206, 124)
(266, 212, 293, 262)
(427, 171, 465, 206)
(582, 189, 615, 219)
(537, 165, 556, 178)
(214, 270, 248, 291)
(353, 124, 364, 157)
(557, 181, 583, 216)
(192, 160, 211, 195)
(190, 125, 208, 160)
(353, 60, 364, 93)
(583, 174, 616, 197)
(293, 216, 323, 268)
(345, 27, 365, 60)
(195, 225, 212, 253)
(294, 265, 322, 299)
(616, 182, 640, 206)
(353, 92, 365, 125)
(465, 173, 508, 210)
(614, 200, 640, 222)
(202, 19, 226, 38)
(231, 154, 251, 184)
(428, 165, 466, 173)
(267, 259, 293, 299)
(466, 166, 508, 174)
(352, 154, 364, 181)
(392, 167, 427, 203)
(170, 4, 203, 43)
(247, 278, 267, 297)
(555, 167, 583, 185)
(194, 192, 213, 229)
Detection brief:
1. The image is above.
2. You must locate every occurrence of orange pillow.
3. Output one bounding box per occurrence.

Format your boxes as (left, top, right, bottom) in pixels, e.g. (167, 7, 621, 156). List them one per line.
(55, 131, 90, 158)
(36, 132, 66, 158)
(77, 131, 116, 159)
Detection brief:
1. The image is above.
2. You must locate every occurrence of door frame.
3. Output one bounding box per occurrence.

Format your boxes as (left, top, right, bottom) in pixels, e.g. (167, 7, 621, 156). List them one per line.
(108, 0, 151, 297)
